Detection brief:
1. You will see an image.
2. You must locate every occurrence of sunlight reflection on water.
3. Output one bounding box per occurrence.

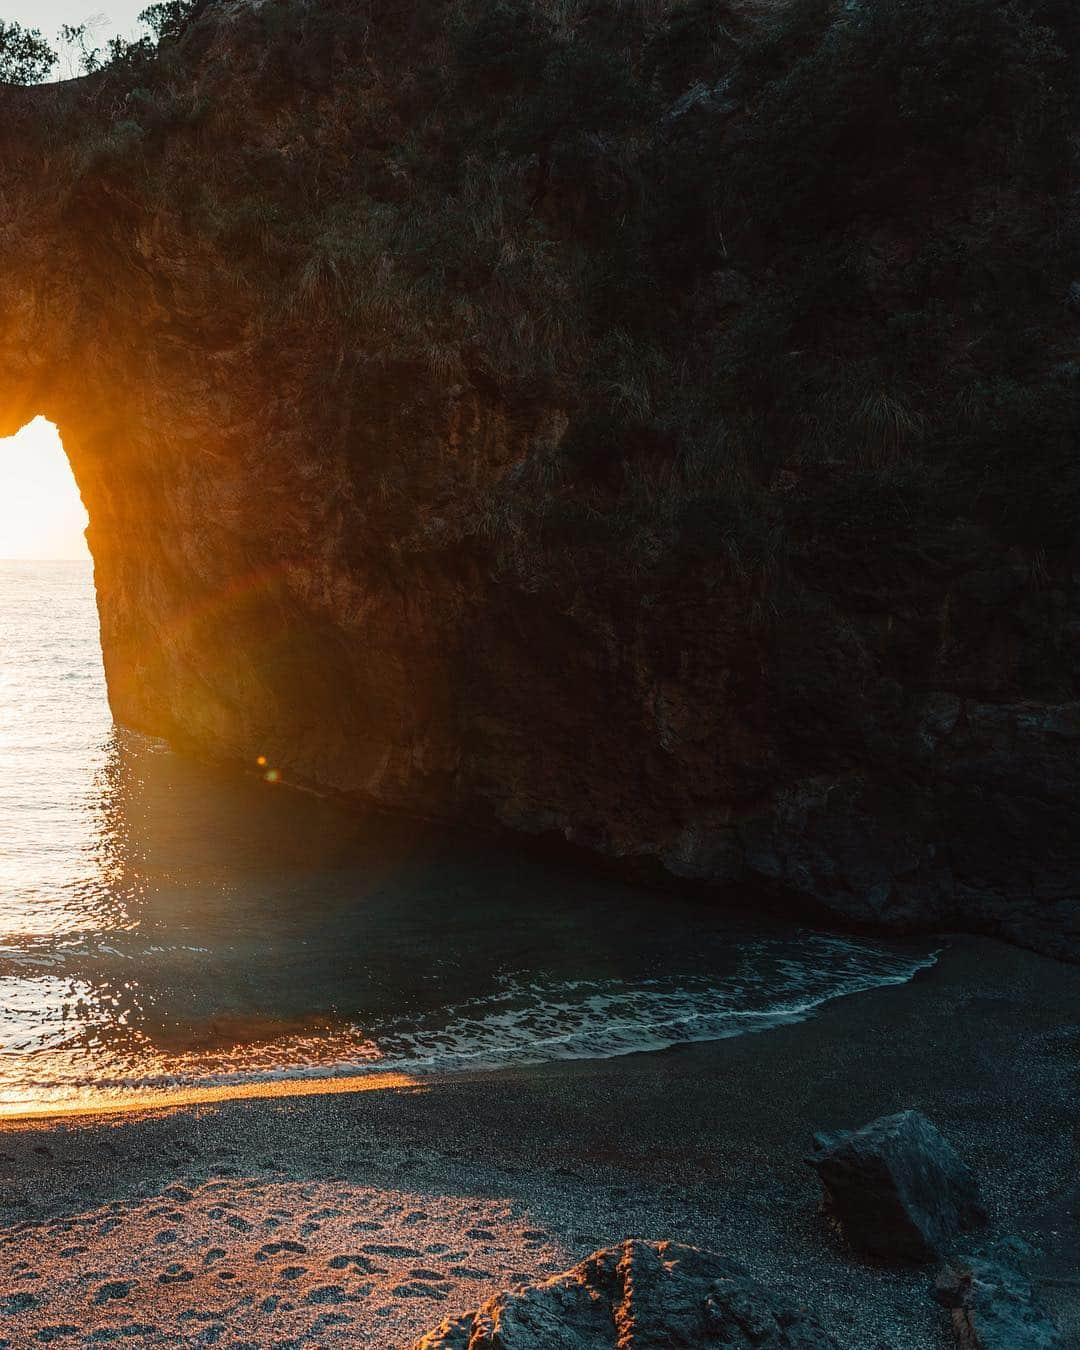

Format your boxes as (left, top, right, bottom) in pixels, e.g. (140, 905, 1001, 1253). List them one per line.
(0, 561, 938, 1114)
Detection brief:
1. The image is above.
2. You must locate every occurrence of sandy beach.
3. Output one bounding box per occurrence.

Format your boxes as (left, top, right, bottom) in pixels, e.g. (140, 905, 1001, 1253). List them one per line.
(0, 934, 1076, 1348)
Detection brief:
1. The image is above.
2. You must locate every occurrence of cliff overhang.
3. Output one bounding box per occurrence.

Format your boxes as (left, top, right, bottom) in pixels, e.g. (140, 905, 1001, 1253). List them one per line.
(2, 0, 1078, 957)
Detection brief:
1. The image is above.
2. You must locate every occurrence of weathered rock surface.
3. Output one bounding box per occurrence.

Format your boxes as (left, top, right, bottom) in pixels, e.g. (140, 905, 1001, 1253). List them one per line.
(1, 0, 1079, 958)
(1014, 1183, 1080, 1349)
(412, 1239, 839, 1349)
(806, 1110, 986, 1263)
(936, 1239, 1062, 1349)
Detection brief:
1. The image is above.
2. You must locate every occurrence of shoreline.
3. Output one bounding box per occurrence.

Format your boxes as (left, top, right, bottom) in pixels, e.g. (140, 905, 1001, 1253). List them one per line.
(0, 1071, 423, 1127)
(0, 929, 942, 1130)
(1, 934, 1076, 1347)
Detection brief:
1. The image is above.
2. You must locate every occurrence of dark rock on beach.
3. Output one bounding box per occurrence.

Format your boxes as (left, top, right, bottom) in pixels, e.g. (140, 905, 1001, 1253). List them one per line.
(412, 1239, 839, 1349)
(1017, 1182, 1080, 1348)
(806, 1110, 986, 1263)
(935, 1239, 1061, 1350)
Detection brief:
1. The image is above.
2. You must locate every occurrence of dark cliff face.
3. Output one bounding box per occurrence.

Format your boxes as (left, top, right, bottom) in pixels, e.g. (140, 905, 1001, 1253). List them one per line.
(1, 0, 1078, 956)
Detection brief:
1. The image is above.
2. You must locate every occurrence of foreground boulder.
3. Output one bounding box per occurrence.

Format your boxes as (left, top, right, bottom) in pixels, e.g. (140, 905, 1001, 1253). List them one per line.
(1015, 1182, 1080, 1348)
(412, 1239, 838, 1348)
(935, 1239, 1061, 1349)
(806, 1110, 986, 1262)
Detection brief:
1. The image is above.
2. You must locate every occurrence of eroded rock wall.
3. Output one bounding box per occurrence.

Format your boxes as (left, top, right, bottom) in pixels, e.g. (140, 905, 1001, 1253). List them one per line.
(1, 0, 1077, 957)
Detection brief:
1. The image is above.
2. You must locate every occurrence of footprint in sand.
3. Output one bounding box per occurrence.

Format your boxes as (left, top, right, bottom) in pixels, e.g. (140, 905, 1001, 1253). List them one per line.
(255, 1241, 306, 1262)
(92, 1280, 134, 1304)
(312, 1311, 352, 1328)
(327, 1255, 379, 1273)
(361, 1243, 418, 1258)
(304, 1284, 348, 1305)
(158, 1266, 195, 1285)
(392, 1281, 448, 1299)
(0, 1292, 37, 1313)
(277, 1266, 307, 1282)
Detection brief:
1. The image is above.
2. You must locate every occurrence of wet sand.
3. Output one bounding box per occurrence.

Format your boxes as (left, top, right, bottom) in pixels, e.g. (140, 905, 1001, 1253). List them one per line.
(0, 935, 1076, 1347)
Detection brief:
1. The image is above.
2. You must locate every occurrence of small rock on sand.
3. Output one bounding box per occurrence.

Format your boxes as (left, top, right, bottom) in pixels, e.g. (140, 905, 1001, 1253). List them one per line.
(806, 1110, 986, 1263)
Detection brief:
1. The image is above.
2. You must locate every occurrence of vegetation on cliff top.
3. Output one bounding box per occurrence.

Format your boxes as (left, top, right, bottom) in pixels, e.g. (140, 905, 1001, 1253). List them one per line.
(0, 20, 57, 83)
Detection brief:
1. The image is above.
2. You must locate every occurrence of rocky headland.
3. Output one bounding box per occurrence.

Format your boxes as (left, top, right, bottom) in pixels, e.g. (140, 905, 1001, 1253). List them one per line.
(2, 0, 1079, 956)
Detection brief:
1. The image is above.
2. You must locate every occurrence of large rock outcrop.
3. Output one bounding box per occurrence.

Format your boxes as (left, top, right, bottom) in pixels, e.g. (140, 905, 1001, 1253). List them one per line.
(935, 1240, 1062, 1350)
(413, 1239, 839, 1348)
(1, 0, 1078, 955)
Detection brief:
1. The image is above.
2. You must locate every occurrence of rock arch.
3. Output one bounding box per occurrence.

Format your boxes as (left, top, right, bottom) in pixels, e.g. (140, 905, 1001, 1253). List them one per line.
(1, 4, 1078, 959)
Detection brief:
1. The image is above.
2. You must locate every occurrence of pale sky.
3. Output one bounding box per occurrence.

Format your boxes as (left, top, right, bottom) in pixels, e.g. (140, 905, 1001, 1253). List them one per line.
(0, 419, 90, 560)
(4, 5, 151, 76)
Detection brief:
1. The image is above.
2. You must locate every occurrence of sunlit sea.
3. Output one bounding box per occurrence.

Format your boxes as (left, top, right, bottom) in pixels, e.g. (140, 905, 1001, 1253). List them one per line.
(0, 560, 938, 1114)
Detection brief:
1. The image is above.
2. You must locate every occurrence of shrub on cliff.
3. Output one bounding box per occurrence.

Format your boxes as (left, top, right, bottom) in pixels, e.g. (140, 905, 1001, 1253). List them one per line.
(722, 0, 1074, 237)
(0, 20, 55, 84)
(140, 1, 202, 43)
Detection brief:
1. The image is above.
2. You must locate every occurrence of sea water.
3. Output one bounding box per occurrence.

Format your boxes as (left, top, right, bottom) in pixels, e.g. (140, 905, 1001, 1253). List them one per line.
(0, 560, 937, 1113)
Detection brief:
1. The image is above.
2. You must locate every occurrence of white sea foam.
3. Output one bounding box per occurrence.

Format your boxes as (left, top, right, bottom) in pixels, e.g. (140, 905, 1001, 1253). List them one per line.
(276, 935, 940, 1079)
(0, 933, 939, 1106)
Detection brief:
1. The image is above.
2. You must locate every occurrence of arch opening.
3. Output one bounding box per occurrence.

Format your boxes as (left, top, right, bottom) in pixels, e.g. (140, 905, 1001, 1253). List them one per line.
(0, 409, 113, 932)
(0, 416, 89, 561)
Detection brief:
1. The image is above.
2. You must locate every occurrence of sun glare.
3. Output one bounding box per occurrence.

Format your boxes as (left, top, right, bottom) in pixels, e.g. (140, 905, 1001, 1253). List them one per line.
(0, 417, 90, 561)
